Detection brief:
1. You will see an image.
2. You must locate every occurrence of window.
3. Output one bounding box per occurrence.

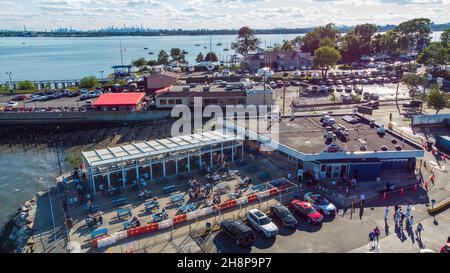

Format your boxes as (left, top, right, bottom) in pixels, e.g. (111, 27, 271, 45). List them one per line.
(160, 99, 167, 105)
(175, 99, 182, 104)
(168, 99, 175, 104)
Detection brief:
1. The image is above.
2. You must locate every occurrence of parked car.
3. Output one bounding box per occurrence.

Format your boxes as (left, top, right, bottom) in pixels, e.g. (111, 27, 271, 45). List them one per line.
(11, 95, 27, 101)
(269, 81, 277, 89)
(6, 101, 18, 107)
(246, 209, 278, 238)
(220, 219, 256, 246)
(269, 204, 298, 228)
(79, 94, 91, 101)
(213, 80, 223, 85)
(403, 100, 422, 108)
(304, 192, 336, 216)
(336, 85, 344, 92)
(345, 86, 352, 93)
(290, 200, 323, 224)
(276, 80, 283, 88)
(319, 85, 328, 92)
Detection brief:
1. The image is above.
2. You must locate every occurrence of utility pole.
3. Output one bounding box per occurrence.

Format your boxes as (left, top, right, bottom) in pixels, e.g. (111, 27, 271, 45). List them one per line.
(99, 70, 104, 80)
(282, 76, 287, 116)
(6, 72, 13, 93)
(119, 38, 124, 66)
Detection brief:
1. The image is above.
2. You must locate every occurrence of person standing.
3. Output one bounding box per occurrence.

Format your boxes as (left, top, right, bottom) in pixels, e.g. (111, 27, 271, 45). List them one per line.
(360, 194, 365, 208)
(415, 223, 424, 241)
(406, 204, 411, 218)
(408, 216, 414, 230)
(384, 206, 389, 221)
(400, 212, 406, 229)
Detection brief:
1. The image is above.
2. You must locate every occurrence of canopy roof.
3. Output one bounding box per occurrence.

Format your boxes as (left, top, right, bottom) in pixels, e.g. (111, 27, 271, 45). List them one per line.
(93, 92, 145, 107)
(82, 130, 242, 167)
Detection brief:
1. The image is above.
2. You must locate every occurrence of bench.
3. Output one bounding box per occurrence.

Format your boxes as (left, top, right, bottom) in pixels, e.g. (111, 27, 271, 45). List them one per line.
(123, 221, 135, 230)
(169, 194, 184, 207)
(144, 201, 160, 212)
(91, 228, 108, 239)
(178, 203, 196, 214)
(163, 185, 177, 194)
(83, 204, 100, 213)
(112, 197, 127, 207)
(116, 207, 132, 219)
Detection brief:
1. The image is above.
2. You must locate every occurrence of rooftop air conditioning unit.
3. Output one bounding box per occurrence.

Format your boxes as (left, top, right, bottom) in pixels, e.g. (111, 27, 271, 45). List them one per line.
(360, 140, 367, 151)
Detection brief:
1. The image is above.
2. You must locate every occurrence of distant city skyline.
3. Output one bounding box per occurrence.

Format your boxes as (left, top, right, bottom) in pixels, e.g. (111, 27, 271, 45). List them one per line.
(1, 0, 449, 31)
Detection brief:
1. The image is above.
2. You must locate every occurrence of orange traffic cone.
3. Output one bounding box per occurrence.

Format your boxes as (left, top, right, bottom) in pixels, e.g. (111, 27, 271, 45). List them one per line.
(424, 180, 429, 191)
(383, 192, 388, 200)
(430, 174, 435, 184)
(400, 188, 404, 195)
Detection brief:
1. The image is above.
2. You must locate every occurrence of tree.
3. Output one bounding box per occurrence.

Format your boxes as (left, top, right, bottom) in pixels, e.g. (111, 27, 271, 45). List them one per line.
(131, 57, 147, 71)
(231, 26, 260, 58)
(299, 23, 340, 54)
(401, 73, 425, 99)
(341, 23, 377, 62)
(426, 84, 450, 114)
(394, 18, 431, 52)
(170, 48, 185, 63)
(147, 60, 158, 66)
(79, 76, 100, 89)
(157, 50, 169, 65)
(313, 46, 341, 79)
(205, 52, 218, 62)
(17, 80, 35, 90)
(195, 52, 204, 63)
(417, 42, 450, 69)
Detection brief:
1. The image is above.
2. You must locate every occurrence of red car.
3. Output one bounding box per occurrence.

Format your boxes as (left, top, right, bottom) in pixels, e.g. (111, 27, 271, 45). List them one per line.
(290, 199, 323, 224)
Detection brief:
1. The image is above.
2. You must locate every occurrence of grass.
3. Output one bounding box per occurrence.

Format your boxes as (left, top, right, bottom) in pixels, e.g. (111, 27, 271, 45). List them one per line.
(67, 149, 83, 168)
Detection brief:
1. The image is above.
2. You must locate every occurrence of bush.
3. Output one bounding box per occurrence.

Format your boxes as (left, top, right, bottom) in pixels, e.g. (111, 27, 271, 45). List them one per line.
(79, 76, 100, 89)
(67, 150, 83, 168)
(17, 80, 36, 91)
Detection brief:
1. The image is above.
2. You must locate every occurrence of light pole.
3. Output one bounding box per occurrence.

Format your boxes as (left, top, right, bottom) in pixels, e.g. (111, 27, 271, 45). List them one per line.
(6, 72, 13, 93)
(99, 70, 104, 80)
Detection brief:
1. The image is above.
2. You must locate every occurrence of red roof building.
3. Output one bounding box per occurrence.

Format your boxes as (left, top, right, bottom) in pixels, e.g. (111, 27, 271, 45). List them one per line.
(93, 92, 146, 111)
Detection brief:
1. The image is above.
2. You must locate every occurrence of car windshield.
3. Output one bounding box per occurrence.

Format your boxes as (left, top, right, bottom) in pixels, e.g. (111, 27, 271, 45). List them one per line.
(259, 217, 271, 225)
(277, 207, 290, 217)
(306, 207, 316, 214)
(317, 197, 329, 206)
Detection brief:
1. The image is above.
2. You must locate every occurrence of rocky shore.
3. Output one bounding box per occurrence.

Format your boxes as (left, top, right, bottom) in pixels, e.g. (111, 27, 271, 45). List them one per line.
(0, 191, 45, 253)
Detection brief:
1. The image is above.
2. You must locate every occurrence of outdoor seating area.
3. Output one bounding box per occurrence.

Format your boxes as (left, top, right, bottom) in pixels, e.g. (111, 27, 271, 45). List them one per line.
(64, 152, 295, 248)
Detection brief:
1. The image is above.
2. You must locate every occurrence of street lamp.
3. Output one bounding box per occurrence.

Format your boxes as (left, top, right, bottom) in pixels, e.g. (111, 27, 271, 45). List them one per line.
(99, 70, 104, 80)
(6, 72, 13, 93)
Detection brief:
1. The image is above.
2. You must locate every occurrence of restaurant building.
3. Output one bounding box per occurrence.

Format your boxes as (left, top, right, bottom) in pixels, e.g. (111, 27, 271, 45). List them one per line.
(224, 114, 424, 183)
(93, 92, 146, 111)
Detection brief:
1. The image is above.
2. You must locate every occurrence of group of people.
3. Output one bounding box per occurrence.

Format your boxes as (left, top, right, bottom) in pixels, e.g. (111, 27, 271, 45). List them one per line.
(385, 204, 424, 240)
(86, 211, 103, 227)
(187, 178, 212, 201)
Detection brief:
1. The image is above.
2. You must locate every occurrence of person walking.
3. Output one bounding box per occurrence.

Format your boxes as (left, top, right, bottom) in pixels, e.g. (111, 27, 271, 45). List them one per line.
(415, 223, 424, 241)
(408, 216, 414, 230)
(374, 226, 381, 242)
(395, 208, 401, 226)
(400, 212, 406, 229)
(406, 204, 411, 218)
(384, 206, 389, 221)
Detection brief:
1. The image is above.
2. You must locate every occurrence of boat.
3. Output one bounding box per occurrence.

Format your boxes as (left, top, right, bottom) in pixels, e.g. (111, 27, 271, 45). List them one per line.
(216, 43, 222, 46)
(182, 50, 188, 54)
(195, 44, 200, 46)
(144, 47, 148, 50)
(203, 46, 207, 49)
(223, 48, 230, 51)
(148, 52, 154, 55)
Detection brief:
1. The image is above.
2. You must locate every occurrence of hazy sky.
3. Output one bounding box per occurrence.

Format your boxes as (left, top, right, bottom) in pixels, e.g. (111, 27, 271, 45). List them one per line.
(1, 0, 449, 31)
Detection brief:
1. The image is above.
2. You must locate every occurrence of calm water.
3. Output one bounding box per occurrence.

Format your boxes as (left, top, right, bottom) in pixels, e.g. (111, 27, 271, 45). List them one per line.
(0, 34, 302, 82)
(0, 147, 70, 228)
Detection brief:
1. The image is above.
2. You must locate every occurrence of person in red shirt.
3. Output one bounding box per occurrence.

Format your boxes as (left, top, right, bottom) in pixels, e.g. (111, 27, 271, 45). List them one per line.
(440, 236, 450, 253)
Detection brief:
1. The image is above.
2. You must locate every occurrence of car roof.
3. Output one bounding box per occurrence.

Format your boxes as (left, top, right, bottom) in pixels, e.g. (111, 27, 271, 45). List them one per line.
(292, 199, 311, 208)
(249, 209, 266, 218)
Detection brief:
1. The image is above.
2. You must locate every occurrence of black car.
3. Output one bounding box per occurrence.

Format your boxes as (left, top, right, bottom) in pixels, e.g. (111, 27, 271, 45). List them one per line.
(220, 219, 255, 246)
(403, 100, 422, 108)
(270, 204, 298, 228)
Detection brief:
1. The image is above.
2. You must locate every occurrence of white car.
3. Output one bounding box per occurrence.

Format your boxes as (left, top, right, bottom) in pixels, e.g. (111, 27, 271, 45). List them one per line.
(304, 192, 336, 216)
(246, 209, 278, 238)
(6, 101, 18, 107)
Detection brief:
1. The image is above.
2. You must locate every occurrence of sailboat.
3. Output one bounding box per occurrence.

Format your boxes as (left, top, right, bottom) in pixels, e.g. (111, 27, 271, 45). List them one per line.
(216, 42, 222, 46)
(195, 43, 200, 46)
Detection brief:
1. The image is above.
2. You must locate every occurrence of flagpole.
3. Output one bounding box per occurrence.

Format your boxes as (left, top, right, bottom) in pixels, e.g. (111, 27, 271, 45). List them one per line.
(120, 38, 124, 66)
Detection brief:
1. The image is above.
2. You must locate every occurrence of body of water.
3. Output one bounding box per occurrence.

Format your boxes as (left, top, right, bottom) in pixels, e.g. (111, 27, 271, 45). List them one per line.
(0, 147, 69, 228)
(0, 34, 302, 82)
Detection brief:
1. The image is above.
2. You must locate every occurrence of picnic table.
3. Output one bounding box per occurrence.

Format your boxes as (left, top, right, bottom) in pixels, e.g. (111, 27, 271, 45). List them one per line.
(112, 197, 127, 207)
(169, 193, 184, 207)
(116, 207, 132, 220)
(151, 210, 168, 222)
(91, 227, 108, 239)
(163, 185, 177, 194)
(144, 201, 160, 212)
(178, 203, 196, 214)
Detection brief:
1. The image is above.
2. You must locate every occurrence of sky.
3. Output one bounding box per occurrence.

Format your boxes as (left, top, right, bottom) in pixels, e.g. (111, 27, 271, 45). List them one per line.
(0, 0, 449, 31)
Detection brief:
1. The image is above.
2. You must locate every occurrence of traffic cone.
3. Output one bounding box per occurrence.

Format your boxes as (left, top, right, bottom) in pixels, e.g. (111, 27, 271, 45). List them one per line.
(400, 188, 404, 195)
(424, 180, 429, 191)
(383, 192, 388, 200)
(430, 174, 435, 184)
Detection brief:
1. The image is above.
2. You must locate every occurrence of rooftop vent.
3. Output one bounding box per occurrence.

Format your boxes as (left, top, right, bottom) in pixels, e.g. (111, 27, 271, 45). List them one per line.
(395, 145, 402, 151)
(381, 145, 388, 151)
(359, 139, 367, 151)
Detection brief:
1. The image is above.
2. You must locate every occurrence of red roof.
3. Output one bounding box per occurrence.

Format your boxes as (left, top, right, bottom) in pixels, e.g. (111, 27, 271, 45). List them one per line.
(93, 92, 145, 107)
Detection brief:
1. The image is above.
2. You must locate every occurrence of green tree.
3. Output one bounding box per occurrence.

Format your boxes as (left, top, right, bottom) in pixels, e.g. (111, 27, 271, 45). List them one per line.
(17, 80, 35, 90)
(170, 48, 185, 63)
(394, 18, 431, 52)
(205, 52, 218, 62)
(426, 84, 450, 114)
(313, 46, 341, 79)
(195, 52, 204, 63)
(131, 57, 148, 71)
(79, 76, 100, 89)
(157, 50, 169, 65)
(231, 26, 261, 58)
(417, 42, 450, 69)
(299, 23, 340, 54)
(401, 73, 425, 98)
(147, 60, 158, 66)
